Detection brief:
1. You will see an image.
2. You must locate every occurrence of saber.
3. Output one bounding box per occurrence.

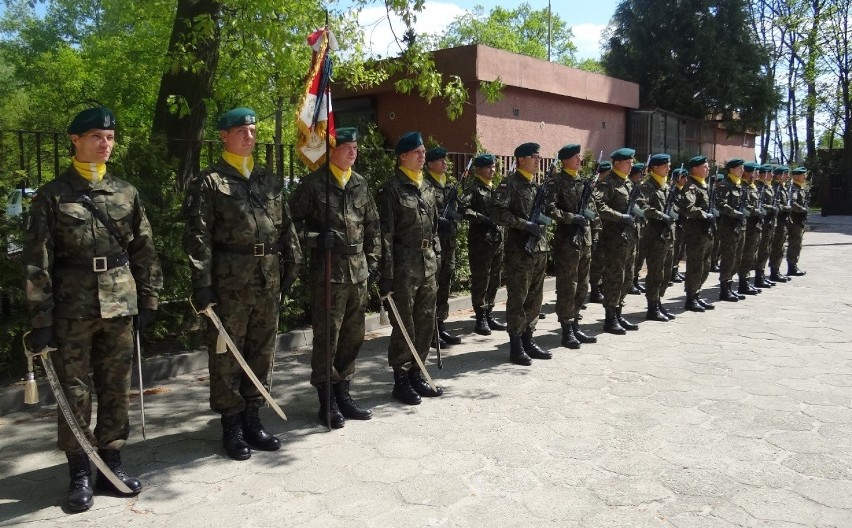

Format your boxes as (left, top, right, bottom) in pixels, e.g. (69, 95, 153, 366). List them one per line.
(133, 319, 147, 440)
(382, 292, 438, 392)
(194, 303, 287, 421)
(434, 312, 443, 370)
(23, 333, 132, 494)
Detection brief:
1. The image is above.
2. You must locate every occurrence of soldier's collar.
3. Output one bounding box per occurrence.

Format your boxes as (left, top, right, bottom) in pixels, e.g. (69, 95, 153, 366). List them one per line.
(563, 168, 579, 178)
(517, 168, 535, 181)
(612, 168, 629, 180)
(650, 172, 666, 187)
(427, 170, 446, 187)
(475, 174, 493, 188)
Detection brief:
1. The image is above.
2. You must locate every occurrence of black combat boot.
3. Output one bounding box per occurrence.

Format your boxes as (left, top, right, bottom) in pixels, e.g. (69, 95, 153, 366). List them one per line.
(508, 333, 532, 365)
(316, 383, 345, 428)
(754, 269, 773, 288)
(616, 306, 639, 330)
(473, 307, 491, 336)
(560, 322, 581, 349)
(697, 295, 715, 310)
(671, 267, 683, 283)
(719, 280, 740, 302)
(684, 292, 705, 312)
(94, 449, 142, 496)
(604, 307, 627, 334)
(787, 263, 806, 276)
(588, 283, 604, 303)
(710, 260, 720, 272)
(769, 267, 789, 282)
(221, 413, 251, 460)
(333, 380, 372, 420)
(645, 300, 669, 322)
(65, 452, 93, 512)
(633, 276, 646, 293)
(437, 321, 462, 345)
(572, 318, 597, 344)
(521, 328, 552, 359)
(391, 367, 421, 405)
(241, 402, 282, 449)
(738, 276, 759, 296)
(485, 307, 507, 331)
(409, 367, 443, 397)
(659, 303, 676, 320)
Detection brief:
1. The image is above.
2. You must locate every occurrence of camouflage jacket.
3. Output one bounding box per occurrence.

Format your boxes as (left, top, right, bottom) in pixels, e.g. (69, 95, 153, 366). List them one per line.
(772, 181, 791, 215)
(678, 177, 713, 221)
(423, 171, 459, 250)
(790, 183, 809, 215)
(376, 169, 439, 282)
(459, 177, 502, 247)
(716, 176, 746, 226)
(742, 183, 763, 230)
(756, 182, 776, 219)
(545, 171, 597, 246)
(593, 172, 641, 240)
(491, 171, 548, 254)
(23, 166, 163, 327)
(288, 167, 380, 284)
(639, 176, 675, 239)
(182, 159, 301, 292)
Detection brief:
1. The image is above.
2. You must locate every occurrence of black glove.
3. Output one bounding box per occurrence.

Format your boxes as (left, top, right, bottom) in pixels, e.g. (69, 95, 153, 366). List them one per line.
(192, 287, 217, 312)
(571, 215, 588, 227)
(136, 308, 155, 332)
(318, 230, 335, 250)
(523, 221, 544, 236)
(437, 217, 451, 229)
(620, 214, 635, 227)
(378, 278, 394, 297)
(29, 326, 54, 353)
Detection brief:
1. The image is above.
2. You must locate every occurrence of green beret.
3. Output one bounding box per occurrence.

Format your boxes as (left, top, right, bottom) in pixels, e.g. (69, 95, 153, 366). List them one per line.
(514, 142, 540, 158)
(743, 162, 759, 173)
(687, 155, 707, 168)
(558, 144, 581, 160)
(791, 167, 807, 175)
(630, 163, 645, 175)
(772, 166, 788, 175)
(673, 168, 687, 177)
(335, 127, 358, 144)
(725, 158, 745, 170)
(67, 107, 116, 135)
(425, 146, 447, 163)
(395, 131, 423, 155)
(610, 148, 635, 161)
(597, 161, 612, 172)
(473, 154, 495, 167)
(217, 107, 256, 130)
(758, 164, 772, 173)
(648, 153, 671, 167)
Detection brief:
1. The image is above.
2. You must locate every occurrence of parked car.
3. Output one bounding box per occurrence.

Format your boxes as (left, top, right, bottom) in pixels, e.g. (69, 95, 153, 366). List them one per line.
(5, 187, 36, 256)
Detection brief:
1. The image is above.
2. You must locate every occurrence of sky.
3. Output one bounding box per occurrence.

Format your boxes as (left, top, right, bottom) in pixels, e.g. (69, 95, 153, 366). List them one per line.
(355, 0, 620, 61)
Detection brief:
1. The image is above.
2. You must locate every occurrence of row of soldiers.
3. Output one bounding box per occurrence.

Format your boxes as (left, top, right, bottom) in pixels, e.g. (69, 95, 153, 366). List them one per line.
(21, 106, 809, 513)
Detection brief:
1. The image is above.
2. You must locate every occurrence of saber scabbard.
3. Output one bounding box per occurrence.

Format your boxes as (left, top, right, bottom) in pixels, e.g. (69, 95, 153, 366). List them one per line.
(133, 322, 147, 440)
(381, 292, 438, 392)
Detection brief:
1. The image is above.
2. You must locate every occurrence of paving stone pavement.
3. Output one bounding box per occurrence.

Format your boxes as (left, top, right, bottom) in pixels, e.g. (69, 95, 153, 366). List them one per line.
(1, 216, 851, 527)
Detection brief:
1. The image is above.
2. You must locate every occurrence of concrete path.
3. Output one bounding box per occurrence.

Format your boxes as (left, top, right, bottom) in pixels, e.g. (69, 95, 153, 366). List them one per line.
(1, 216, 851, 527)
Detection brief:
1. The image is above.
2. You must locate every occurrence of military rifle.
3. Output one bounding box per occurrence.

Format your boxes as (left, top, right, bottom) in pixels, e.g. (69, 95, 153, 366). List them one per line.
(573, 177, 597, 247)
(706, 167, 719, 235)
(625, 177, 643, 221)
(441, 158, 472, 222)
(522, 160, 555, 255)
(736, 181, 748, 232)
(659, 163, 683, 239)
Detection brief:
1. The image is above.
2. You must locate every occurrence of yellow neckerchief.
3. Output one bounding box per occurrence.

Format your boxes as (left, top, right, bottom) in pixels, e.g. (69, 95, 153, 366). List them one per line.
(222, 150, 254, 178)
(475, 174, 493, 188)
(564, 168, 579, 179)
(650, 171, 666, 187)
(72, 157, 106, 183)
(612, 168, 629, 181)
(428, 170, 447, 187)
(691, 175, 707, 187)
(399, 165, 422, 188)
(794, 180, 805, 188)
(330, 163, 351, 188)
(517, 168, 535, 181)
(727, 173, 742, 186)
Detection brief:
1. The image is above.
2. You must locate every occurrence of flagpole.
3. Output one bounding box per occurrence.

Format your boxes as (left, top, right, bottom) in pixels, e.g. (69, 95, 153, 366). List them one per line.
(323, 11, 333, 432)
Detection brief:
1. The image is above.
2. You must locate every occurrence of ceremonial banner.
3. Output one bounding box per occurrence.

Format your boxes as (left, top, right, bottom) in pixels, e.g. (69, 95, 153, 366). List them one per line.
(296, 28, 338, 170)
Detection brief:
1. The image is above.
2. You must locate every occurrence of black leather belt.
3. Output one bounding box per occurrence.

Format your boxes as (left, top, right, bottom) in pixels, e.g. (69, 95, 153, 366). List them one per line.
(56, 252, 129, 272)
(395, 239, 431, 250)
(214, 242, 283, 256)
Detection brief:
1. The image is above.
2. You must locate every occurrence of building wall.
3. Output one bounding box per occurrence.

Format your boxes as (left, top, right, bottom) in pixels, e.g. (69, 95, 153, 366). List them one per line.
(712, 128, 758, 165)
(373, 91, 476, 153)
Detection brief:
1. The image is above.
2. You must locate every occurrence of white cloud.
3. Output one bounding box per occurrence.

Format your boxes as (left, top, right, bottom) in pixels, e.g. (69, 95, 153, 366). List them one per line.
(571, 23, 607, 61)
(357, 2, 468, 58)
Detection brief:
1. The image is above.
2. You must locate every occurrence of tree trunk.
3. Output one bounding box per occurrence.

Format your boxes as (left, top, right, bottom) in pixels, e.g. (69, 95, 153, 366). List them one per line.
(151, 0, 222, 190)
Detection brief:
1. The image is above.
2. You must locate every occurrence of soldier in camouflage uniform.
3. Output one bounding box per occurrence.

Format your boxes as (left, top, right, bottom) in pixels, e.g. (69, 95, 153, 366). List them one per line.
(786, 167, 809, 277)
(544, 143, 598, 349)
(593, 148, 642, 334)
(671, 168, 688, 284)
(424, 146, 462, 345)
(629, 162, 647, 295)
(23, 107, 162, 512)
(587, 161, 611, 304)
(678, 155, 717, 312)
(288, 128, 380, 429)
(769, 166, 792, 283)
(376, 131, 442, 405)
(639, 154, 677, 322)
(491, 142, 553, 365)
(753, 164, 777, 289)
(715, 159, 748, 302)
(459, 154, 506, 336)
(736, 163, 765, 295)
(183, 108, 302, 460)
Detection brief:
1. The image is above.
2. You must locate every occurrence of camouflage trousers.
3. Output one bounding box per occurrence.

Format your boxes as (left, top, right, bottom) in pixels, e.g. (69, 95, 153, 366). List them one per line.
(786, 213, 806, 266)
(599, 226, 637, 309)
(468, 240, 502, 311)
(589, 236, 605, 286)
(673, 221, 686, 269)
(770, 215, 790, 270)
(738, 219, 762, 278)
(387, 272, 437, 368)
(553, 236, 591, 322)
(643, 231, 674, 302)
(711, 229, 722, 266)
(52, 316, 133, 453)
(717, 219, 745, 282)
(683, 220, 713, 294)
(756, 218, 776, 271)
(205, 288, 278, 416)
(310, 276, 368, 386)
(435, 239, 457, 322)
(504, 250, 547, 335)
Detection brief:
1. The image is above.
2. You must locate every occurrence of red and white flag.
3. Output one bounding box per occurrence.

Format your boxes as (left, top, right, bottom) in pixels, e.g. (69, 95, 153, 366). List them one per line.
(296, 28, 338, 170)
